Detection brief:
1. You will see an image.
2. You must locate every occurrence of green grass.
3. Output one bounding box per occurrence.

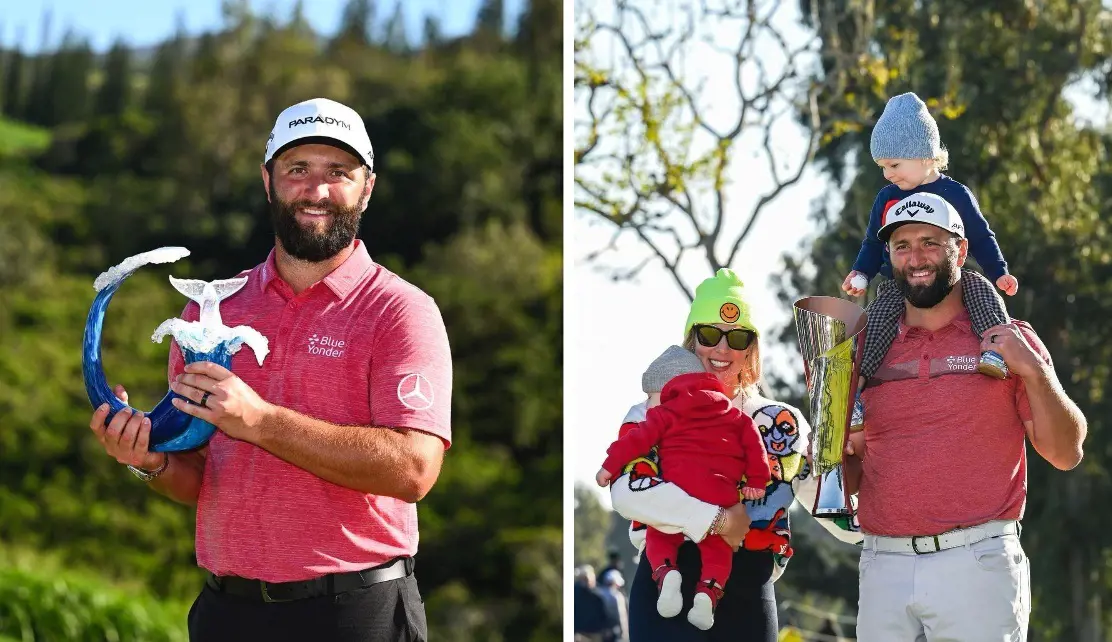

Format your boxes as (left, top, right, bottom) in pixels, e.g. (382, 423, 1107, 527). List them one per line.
(0, 547, 190, 642)
(0, 117, 51, 159)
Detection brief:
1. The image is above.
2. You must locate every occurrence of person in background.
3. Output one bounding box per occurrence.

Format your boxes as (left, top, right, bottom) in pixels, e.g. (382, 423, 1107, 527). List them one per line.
(599, 568, 630, 642)
(600, 549, 625, 591)
(576, 565, 610, 642)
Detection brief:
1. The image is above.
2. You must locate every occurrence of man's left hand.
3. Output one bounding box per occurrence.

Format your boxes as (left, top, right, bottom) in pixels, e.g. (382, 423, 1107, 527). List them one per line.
(981, 323, 1046, 381)
(171, 362, 274, 443)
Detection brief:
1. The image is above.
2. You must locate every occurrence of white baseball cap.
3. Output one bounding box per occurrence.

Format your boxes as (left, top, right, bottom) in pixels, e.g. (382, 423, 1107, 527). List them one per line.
(877, 192, 965, 241)
(263, 98, 374, 170)
(599, 569, 625, 588)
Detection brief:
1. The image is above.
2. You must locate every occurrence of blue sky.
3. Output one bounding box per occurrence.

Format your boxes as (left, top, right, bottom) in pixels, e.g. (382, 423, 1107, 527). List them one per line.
(0, 0, 525, 53)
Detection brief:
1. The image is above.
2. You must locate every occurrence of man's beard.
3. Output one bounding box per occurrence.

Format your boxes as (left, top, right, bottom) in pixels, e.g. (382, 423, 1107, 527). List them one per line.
(893, 253, 959, 309)
(268, 184, 363, 262)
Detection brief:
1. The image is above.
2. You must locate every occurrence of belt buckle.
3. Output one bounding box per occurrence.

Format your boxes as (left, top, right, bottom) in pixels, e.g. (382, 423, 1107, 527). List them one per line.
(259, 581, 294, 603)
(911, 535, 940, 555)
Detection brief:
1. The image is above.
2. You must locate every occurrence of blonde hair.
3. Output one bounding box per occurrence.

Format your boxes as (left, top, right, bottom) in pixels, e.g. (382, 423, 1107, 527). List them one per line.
(682, 328, 764, 397)
(928, 147, 949, 172)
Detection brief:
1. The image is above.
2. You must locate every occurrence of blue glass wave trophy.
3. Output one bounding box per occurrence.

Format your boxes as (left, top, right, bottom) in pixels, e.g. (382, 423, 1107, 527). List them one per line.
(83, 248, 269, 452)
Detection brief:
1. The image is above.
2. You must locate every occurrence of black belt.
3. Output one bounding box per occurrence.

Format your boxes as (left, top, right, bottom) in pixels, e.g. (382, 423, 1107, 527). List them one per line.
(206, 556, 414, 603)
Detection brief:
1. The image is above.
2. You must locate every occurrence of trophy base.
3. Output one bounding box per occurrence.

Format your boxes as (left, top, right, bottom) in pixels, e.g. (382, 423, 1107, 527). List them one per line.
(811, 467, 854, 518)
(977, 350, 1008, 379)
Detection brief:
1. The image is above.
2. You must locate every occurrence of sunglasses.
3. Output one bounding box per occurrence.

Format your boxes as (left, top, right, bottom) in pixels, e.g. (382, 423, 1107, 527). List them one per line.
(693, 325, 756, 351)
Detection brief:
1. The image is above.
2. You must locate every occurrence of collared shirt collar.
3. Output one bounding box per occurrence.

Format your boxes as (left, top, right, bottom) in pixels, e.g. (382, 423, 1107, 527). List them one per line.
(257, 240, 375, 300)
(896, 307, 973, 343)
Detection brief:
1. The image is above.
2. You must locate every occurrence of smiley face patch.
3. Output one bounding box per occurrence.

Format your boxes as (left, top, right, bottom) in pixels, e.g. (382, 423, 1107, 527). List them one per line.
(720, 302, 740, 323)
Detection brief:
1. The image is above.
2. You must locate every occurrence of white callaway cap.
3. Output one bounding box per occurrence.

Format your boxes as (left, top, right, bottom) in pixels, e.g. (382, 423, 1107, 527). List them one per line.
(263, 98, 374, 170)
(878, 192, 965, 241)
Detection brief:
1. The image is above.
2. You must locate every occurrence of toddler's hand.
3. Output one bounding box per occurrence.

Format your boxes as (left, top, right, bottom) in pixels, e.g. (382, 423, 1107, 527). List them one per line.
(741, 486, 765, 500)
(996, 274, 1019, 296)
(596, 467, 613, 487)
(842, 271, 868, 297)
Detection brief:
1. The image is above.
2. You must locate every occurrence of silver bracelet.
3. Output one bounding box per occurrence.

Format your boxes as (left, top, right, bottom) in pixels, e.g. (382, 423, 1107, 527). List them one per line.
(127, 454, 169, 482)
(708, 507, 726, 537)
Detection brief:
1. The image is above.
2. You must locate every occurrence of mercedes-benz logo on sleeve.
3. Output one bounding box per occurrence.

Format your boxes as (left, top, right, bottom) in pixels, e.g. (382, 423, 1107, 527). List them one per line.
(397, 373, 434, 410)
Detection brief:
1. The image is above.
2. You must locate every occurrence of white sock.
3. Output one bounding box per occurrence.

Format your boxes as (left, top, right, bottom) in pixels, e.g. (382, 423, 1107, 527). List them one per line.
(688, 592, 715, 630)
(656, 570, 683, 618)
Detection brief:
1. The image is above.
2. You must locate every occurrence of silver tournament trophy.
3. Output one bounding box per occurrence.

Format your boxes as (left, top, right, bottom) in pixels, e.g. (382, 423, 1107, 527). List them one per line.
(793, 296, 867, 517)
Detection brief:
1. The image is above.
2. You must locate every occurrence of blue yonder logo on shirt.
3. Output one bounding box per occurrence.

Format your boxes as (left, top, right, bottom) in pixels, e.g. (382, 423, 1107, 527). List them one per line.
(308, 334, 346, 358)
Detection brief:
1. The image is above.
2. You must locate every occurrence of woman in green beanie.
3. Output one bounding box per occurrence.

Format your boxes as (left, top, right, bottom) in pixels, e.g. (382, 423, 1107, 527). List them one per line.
(607, 268, 816, 642)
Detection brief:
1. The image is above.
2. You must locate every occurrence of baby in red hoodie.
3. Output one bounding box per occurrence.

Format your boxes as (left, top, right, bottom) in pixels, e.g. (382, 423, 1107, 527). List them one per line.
(596, 345, 772, 630)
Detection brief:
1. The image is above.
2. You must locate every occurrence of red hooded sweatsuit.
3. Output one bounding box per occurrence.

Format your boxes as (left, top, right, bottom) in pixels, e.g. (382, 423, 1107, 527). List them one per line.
(601, 372, 772, 591)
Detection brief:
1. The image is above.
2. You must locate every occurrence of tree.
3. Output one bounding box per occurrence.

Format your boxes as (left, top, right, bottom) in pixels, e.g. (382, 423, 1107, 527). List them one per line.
(422, 15, 442, 46)
(0, 32, 7, 110)
(382, 3, 408, 53)
(287, 0, 310, 35)
(478, 0, 505, 36)
(25, 33, 94, 127)
(574, 0, 861, 300)
(336, 0, 376, 46)
(144, 18, 188, 116)
(516, 0, 562, 62)
(574, 483, 610, 569)
(2, 44, 26, 118)
(93, 40, 132, 118)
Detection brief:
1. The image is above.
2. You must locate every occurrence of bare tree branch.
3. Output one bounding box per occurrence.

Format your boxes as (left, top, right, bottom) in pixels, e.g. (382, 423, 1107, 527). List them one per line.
(574, 0, 863, 298)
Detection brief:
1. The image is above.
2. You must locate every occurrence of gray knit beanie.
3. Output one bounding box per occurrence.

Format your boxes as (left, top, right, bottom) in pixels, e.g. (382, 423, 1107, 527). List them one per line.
(642, 345, 706, 394)
(870, 92, 942, 161)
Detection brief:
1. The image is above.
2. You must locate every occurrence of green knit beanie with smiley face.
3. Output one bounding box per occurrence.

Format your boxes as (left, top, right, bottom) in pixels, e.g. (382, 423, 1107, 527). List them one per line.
(683, 268, 759, 339)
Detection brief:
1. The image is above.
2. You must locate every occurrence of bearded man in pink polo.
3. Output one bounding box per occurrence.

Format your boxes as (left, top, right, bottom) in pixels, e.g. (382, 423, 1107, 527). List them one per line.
(88, 98, 451, 642)
(843, 192, 1087, 641)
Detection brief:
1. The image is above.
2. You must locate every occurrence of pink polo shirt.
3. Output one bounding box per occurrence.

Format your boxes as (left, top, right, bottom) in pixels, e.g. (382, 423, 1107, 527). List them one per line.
(857, 309, 1050, 537)
(168, 241, 452, 582)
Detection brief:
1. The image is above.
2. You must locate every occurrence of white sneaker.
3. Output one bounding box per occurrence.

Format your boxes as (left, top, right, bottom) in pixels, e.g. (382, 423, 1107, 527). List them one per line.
(688, 592, 715, 630)
(656, 570, 683, 618)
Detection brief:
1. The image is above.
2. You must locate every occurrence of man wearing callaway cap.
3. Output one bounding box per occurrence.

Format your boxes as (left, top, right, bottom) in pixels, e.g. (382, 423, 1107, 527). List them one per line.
(841, 192, 1087, 640)
(87, 97, 450, 641)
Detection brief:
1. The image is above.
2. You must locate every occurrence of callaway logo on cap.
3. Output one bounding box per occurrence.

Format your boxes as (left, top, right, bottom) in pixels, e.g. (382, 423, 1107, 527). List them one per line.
(878, 192, 965, 241)
(264, 98, 374, 170)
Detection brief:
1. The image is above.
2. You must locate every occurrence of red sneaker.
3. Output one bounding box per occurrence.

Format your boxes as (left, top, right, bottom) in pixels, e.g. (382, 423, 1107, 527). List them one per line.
(651, 561, 677, 589)
(652, 562, 683, 619)
(696, 580, 725, 608)
(689, 580, 725, 630)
